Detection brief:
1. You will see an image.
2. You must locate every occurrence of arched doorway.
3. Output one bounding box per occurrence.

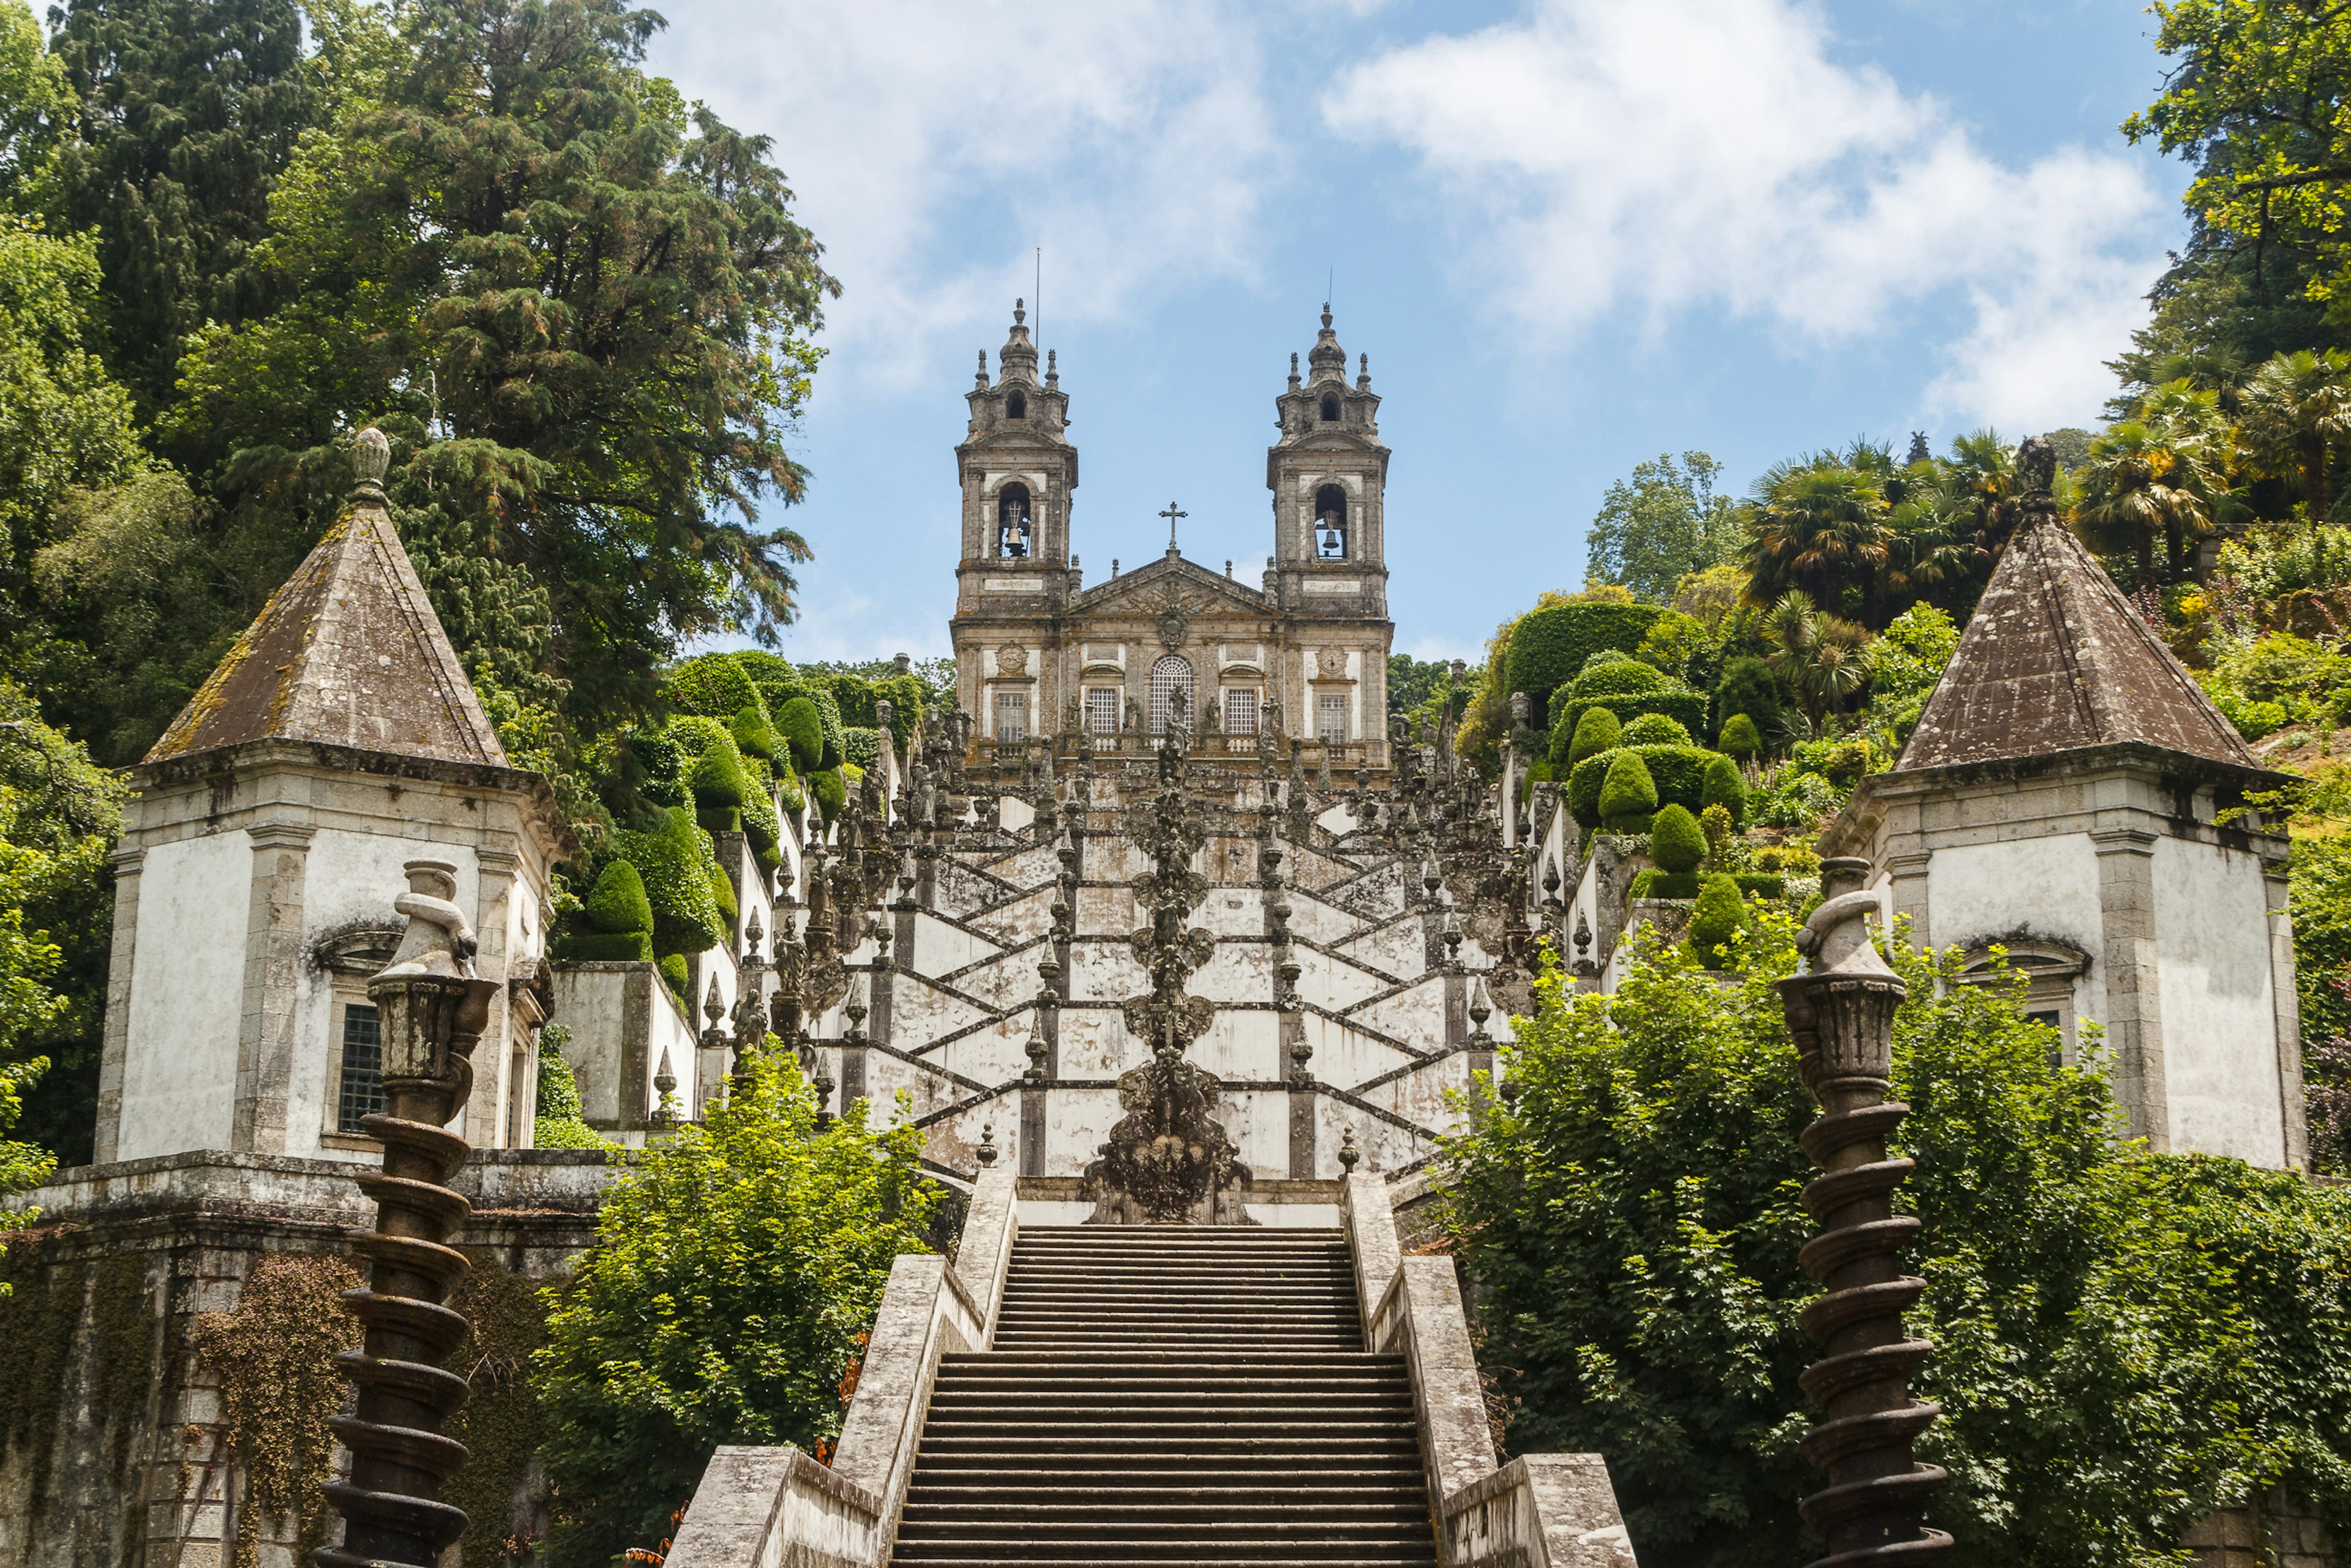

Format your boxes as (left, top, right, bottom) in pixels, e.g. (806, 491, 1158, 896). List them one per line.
(1149, 655, 1194, 734)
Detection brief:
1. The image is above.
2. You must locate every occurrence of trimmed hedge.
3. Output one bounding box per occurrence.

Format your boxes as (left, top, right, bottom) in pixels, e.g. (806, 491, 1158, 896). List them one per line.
(1565, 708, 1621, 768)
(731, 704, 782, 762)
(1719, 713, 1763, 760)
(1505, 602, 1666, 729)
(844, 726, 881, 771)
(1567, 743, 1724, 829)
(777, 697, 825, 773)
(613, 806, 727, 959)
(1598, 750, 1658, 829)
(740, 770, 782, 857)
(1687, 873, 1746, 969)
(811, 767, 847, 824)
(1629, 870, 1702, 899)
(1701, 754, 1747, 823)
(689, 733, 750, 809)
(666, 715, 732, 759)
(1714, 656, 1786, 736)
(669, 653, 763, 718)
(1649, 804, 1706, 874)
(1734, 873, 1787, 898)
(564, 930, 654, 963)
(708, 856, 738, 925)
(658, 953, 689, 1003)
(1622, 713, 1693, 746)
(583, 860, 653, 936)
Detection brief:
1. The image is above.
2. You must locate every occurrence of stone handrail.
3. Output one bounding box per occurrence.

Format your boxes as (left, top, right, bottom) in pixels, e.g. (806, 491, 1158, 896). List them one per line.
(666, 1168, 1019, 1568)
(1341, 1174, 1639, 1567)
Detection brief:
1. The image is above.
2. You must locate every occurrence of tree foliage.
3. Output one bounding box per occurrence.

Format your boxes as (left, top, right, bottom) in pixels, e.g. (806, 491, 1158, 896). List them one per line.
(1447, 918, 2351, 1567)
(1584, 450, 1742, 602)
(534, 1049, 934, 1565)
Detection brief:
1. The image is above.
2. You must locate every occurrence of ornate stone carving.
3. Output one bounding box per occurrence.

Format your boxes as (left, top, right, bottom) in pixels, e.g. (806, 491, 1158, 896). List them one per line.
(996, 642, 1028, 675)
(1317, 648, 1348, 679)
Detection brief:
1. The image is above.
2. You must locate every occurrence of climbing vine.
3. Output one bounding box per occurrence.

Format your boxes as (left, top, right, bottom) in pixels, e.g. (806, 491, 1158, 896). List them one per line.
(189, 1254, 360, 1568)
(442, 1261, 557, 1567)
(0, 1238, 84, 1502)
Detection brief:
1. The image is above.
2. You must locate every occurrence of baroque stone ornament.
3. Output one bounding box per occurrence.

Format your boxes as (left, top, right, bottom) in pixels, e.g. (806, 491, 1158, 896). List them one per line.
(1777, 857, 1951, 1568)
(1084, 714, 1254, 1224)
(996, 642, 1028, 675)
(318, 860, 501, 1568)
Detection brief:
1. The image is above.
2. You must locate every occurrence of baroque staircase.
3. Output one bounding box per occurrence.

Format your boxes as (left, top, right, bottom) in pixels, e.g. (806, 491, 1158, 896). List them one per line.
(890, 1225, 1438, 1566)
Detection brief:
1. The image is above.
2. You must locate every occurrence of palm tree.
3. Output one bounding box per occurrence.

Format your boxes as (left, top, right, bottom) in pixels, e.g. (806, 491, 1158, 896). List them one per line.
(2240, 348, 2351, 520)
(1762, 591, 1873, 721)
(2071, 401, 2234, 590)
(1742, 462, 1891, 618)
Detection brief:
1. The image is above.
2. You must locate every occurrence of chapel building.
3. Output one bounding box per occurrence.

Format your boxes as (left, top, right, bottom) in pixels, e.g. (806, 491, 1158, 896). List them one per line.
(950, 303, 1395, 775)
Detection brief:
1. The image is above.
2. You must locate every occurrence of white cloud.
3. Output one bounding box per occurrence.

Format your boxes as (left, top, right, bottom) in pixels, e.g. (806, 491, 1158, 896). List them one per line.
(1321, 0, 2170, 429)
(650, 0, 1281, 388)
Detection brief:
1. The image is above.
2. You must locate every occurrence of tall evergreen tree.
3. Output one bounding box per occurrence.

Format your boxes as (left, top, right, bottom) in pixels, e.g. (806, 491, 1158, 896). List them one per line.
(47, 0, 313, 416)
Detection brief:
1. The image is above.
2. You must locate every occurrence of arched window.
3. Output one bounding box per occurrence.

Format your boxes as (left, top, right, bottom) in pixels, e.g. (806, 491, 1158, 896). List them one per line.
(1007, 391, 1027, 420)
(1321, 395, 1341, 423)
(997, 484, 1032, 558)
(1314, 484, 1348, 560)
(1148, 655, 1194, 735)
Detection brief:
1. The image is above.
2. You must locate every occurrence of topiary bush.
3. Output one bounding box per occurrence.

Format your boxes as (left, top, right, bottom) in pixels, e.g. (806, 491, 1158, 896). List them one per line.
(1701, 754, 1747, 825)
(1685, 873, 1746, 969)
(668, 653, 762, 718)
(1700, 802, 1735, 866)
(739, 768, 782, 858)
(1649, 804, 1706, 874)
(811, 767, 847, 825)
(1505, 602, 1667, 729)
(689, 733, 751, 833)
(1714, 656, 1786, 737)
(666, 714, 732, 759)
(658, 952, 689, 1002)
(1629, 869, 1702, 899)
(1550, 656, 1711, 760)
(583, 860, 653, 936)
(1719, 713, 1763, 761)
(731, 704, 782, 763)
(843, 726, 880, 771)
(707, 856, 738, 926)
(1565, 707, 1622, 768)
(613, 807, 727, 959)
(1567, 744, 1728, 829)
(777, 697, 825, 773)
(1622, 713, 1693, 746)
(564, 930, 654, 962)
(1733, 873, 1786, 899)
(1599, 749, 1659, 831)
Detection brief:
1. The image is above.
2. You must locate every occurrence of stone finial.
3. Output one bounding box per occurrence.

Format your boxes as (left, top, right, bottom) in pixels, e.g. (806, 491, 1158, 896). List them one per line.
(1014, 297, 1026, 326)
(1509, 691, 1531, 728)
(977, 1122, 998, 1166)
(1046, 348, 1059, 388)
(2016, 433, 2057, 497)
(975, 350, 989, 388)
(703, 975, 726, 1029)
(353, 425, 391, 490)
(1338, 1125, 1360, 1172)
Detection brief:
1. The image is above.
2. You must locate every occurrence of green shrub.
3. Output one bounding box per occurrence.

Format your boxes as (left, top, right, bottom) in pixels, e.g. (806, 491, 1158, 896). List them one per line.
(776, 768, 806, 816)
(1714, 656, 1785, 736)
(613, 807, 727, 958)
(1567, 744, 1725, 828)
(1629, 869, 1701, 899)
(1505, 602, 1667, 728)
(807, 688, 847, 761)
(1718, 713, 1763, 760)
(668, 653, 763, 718)
(1564, 707, 1622, 768)
(844, 726, 881, 771)
(532, 1033, 607, 1150)
(658, 952, 689, 1002)
(689, 733, 751, 809)
(1732, 873, 1786, 899)
(1700, 802, 1734, 865)
(1598, 750, 1659, 830)
(811, 767, 847, 824)
(731, 704, 782, 762)
(1553, 689, 1709, 761)
(583, 860, 653, 935)
(708, 856, 738, 925)
(629, 728, 689, 807)
(1685, 873, 1745, 968)
(563, 931, 654, 963)
(777, 697, 825, 773)
(1622, 713, 1692, 746)
(1648, 804, 1706, 874)
(1700, 754, 1747, 825)
(740, 770, 782, 856)
(666, 714, 732, 759)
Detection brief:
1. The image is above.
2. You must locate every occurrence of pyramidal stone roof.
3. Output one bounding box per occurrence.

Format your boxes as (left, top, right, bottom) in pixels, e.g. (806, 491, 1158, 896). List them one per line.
(1897, 509, 2259, 774)
(146, 465, 508, 770)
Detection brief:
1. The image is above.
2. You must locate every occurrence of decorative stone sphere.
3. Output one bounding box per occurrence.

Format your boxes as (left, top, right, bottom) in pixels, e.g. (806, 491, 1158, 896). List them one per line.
(354, 426, 391, 483)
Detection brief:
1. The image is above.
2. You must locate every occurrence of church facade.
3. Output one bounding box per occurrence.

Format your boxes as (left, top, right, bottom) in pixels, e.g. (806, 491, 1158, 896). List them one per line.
(949, 304, 1395, 776)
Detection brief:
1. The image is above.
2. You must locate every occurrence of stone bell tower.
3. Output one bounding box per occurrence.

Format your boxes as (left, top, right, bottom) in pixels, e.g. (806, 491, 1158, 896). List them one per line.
(1267, 305, 1390, 620)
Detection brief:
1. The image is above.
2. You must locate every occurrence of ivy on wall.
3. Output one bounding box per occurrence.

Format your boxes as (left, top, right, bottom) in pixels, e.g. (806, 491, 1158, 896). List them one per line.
(442, 1261, 557, 1567)
(190, 1254, 360, 1568)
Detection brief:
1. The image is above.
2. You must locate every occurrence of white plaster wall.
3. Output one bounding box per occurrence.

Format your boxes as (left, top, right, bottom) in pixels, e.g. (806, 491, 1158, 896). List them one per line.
(118, 831, 251, 1160)
(2153, 837, 2289, 1166)
(1925, 835, 2103, 961)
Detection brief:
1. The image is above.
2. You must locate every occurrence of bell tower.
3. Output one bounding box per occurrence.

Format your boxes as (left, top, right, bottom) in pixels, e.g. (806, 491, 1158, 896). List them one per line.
(956, 300, 1077, 585)
(1266, 306, 1389, 619)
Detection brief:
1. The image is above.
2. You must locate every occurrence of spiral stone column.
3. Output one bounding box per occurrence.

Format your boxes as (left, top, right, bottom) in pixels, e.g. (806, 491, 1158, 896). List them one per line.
(319, 856, 501, 1568)
(1777, 857, 1951, 1568)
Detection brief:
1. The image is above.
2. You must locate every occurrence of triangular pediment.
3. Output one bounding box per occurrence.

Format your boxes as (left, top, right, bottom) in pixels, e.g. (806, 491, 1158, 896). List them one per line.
(1898, 514, 2257, 773)
(147, 496, 509, 769)
(1073, 552, 1270, 617)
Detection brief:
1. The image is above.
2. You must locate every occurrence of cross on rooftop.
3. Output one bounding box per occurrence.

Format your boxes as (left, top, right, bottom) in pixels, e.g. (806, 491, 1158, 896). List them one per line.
(1160, 501, 1187, 554)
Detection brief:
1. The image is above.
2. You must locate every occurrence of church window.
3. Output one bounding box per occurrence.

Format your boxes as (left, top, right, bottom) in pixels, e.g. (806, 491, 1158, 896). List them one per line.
(335, 1002, 385, 1133)
(1314, 484, 1348, 560)
(1149, 655, 1194, 734)
(1007, 391, 1027, 420)
(1321, 396, 1340, 423)
(1224, 688, 1259, 737)
(994, 687, 1028, 743)
(997, 484, 1032, 558)
(1318, 694, 1349, 743)
(1086, 688, 1120, 735)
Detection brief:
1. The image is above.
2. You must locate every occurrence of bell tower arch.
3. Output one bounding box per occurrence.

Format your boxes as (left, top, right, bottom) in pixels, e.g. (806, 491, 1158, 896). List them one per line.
(1267, 305, 1389, 616)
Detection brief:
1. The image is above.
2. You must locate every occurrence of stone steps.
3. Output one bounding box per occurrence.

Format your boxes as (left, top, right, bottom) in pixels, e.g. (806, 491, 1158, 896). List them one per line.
(895, 1226, 1434, 1567)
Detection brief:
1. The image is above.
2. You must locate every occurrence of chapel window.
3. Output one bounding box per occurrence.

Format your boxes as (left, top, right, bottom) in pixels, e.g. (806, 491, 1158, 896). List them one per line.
(1086, 688, 1120, 735)
(1315, 484, 1348, 560)
(995, 687, 1028, 743)
(336, 1002, 385, 1133)
(1321, 396, 1340, 423)
(1007, 391, 1027, 420)
(997, 484, 1032, 558)
(1318, 693, 1349, 744)
(1149, 655, 1194, 734)
(1224, 687, 1259, 737)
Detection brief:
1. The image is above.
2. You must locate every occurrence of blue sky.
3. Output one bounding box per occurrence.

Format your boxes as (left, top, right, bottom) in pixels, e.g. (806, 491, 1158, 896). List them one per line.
(647, 0, 2187, 665)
